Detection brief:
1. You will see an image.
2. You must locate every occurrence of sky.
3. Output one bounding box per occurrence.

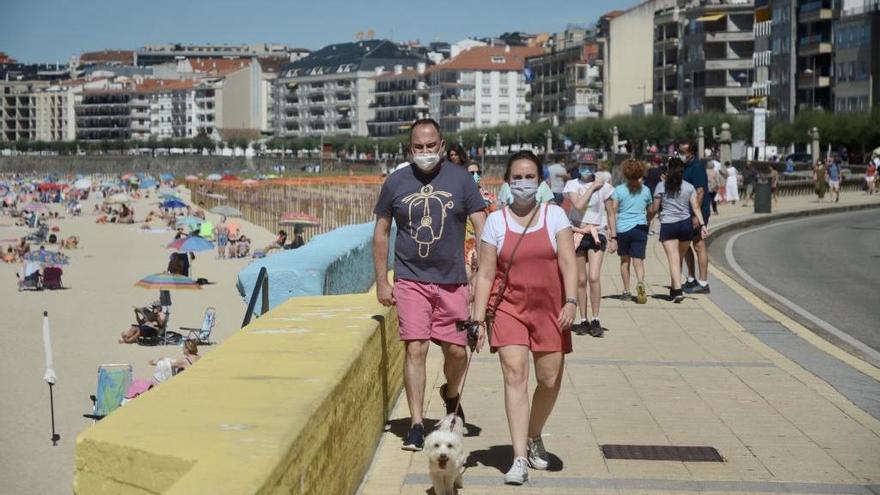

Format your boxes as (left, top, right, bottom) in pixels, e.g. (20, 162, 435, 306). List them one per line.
(1, 0, 627, 64)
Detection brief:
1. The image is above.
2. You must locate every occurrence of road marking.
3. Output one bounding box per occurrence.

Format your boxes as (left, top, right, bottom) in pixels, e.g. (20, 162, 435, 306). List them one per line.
(725, 217, 880, 365)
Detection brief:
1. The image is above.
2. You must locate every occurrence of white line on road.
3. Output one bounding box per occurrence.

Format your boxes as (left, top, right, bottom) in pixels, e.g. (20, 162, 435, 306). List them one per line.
(725, 216, 880, 365)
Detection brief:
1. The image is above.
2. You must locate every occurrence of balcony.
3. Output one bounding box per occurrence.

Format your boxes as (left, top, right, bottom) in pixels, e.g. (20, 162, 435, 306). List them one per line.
(654, 63, 678, 76)
(798, 74, 831, 89)
(703, 58, 754, 71)
(799, 35, 832, 56)
(799, 1, 836, 23)
(705, 31, 753, 43)
(703, 86, 750, 97)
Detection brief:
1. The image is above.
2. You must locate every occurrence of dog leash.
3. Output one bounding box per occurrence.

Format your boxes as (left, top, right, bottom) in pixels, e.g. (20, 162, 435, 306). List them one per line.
(449, 345, 474, 430)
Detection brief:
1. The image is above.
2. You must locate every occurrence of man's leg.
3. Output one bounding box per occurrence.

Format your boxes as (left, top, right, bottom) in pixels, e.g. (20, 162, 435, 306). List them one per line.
(619, 256, 631, 294)
(684, 245, 697, 282)
(633, 257, 646, 284)
(403, 340, 430, 426)
(439, 341, 467, 405)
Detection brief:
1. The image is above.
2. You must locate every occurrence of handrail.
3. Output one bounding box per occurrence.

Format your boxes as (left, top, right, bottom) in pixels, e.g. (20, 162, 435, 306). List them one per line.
(241, 266, 269, 328)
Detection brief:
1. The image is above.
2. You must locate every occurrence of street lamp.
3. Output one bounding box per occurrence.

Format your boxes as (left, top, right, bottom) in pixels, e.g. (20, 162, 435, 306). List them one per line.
(803, 66, 816, 110)
(683, 76, 694, 114)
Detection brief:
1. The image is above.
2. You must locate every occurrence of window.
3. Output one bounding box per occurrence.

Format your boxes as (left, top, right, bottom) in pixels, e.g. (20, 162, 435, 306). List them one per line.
(482, 87, 490, 96)
(491, 56, 506, 64)
(499, 103, 510, 113)
(482, 72, 491, 84)
(481, 103, 491, 112)
(500, 87, 509, 96)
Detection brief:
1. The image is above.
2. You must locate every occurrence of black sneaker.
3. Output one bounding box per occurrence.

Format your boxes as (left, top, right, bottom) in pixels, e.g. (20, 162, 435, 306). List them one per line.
(402, 423, 425, 451)
(573, 320, 589, 336)
(589, 319, 604, 338)
(439, 383, 465, 425)
(684, 283, 711, 294)
(670, 289, 685, 303)
(682, 279, 698, 290)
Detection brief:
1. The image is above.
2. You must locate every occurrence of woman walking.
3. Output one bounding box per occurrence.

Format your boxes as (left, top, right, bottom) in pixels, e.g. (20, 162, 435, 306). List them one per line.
(652, 158, 709, 303)
(724, 161, 739, 206)
(610, 159, 653, 304)
(473, 150, 578, 485)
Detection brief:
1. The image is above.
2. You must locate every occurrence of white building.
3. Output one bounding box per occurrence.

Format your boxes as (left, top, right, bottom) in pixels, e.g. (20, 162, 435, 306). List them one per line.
(428, 45, 542, 133)
(273, 40, 424, 137)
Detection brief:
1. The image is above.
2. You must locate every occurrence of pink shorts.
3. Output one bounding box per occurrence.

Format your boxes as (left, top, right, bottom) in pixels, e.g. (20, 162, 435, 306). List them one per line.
(490, 310, 572, 353)
(394, 279, 469, 346)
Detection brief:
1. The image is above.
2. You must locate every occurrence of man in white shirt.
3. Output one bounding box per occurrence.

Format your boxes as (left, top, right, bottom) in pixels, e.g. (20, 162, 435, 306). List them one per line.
(546, 162, 569, 205)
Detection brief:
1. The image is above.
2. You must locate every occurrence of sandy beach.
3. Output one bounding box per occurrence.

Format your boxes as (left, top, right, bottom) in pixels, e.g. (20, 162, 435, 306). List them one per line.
(0, 186, 274, 495)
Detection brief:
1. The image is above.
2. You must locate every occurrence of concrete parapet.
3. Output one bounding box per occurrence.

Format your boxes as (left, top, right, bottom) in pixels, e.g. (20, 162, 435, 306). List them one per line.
(237, 222, 394, 310)
(74, 291, 402, 495)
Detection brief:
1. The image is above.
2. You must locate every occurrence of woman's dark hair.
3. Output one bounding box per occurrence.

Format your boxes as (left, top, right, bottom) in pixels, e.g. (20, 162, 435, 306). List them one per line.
(447, 144, 468, 165)
(664, 157, 685, 197)
(504, 150, 544, 182)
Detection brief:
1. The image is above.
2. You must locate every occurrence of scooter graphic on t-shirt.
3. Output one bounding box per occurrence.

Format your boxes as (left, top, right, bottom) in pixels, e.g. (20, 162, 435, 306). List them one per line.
(402, 184, 454, 258)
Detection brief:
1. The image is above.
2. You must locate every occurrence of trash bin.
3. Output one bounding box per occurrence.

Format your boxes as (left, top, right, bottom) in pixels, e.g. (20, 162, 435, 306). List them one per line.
(754, 176, 772, 213)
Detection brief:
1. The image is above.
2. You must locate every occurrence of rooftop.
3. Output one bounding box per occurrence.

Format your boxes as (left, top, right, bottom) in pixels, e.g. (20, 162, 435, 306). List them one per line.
(79, 50, 135, 66)
(280, 40, 424, 78)
(428, 45, 543, 72)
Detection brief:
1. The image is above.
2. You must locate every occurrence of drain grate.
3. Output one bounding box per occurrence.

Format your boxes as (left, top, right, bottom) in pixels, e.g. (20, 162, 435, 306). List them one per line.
(601, 444, 724, 462)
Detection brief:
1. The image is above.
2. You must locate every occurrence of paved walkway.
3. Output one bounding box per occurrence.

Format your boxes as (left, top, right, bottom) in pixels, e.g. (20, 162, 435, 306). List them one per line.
(359, 193, 880, 495)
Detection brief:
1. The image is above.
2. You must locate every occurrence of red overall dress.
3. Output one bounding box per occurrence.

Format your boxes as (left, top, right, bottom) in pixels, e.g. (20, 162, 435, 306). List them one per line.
(489, 205, 572, 353)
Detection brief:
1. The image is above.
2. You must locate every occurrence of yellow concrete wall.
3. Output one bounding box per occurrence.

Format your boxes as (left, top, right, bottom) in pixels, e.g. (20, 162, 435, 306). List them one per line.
(74, 291, 402, 495)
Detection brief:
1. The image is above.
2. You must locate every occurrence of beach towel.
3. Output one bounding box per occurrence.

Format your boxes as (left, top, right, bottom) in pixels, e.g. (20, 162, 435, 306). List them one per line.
(125, 378, 153, 399)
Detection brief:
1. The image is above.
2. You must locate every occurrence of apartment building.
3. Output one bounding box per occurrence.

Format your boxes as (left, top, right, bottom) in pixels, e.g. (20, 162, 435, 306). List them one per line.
(273, 40, 423, 137)
(680, 0, 755, 115)
(1, 81, 49, 141)
(752, 0, 772, 110)
(33, 86, 77, 142)
(834, 2, 880, 112)
(428, 45, 542, 133)
(602, 0, 675, 117)
(367, 63, 429, 137)
(653, 6, 684, 116)
(136, 43, 309, 66)
(526, 28, 604, 124)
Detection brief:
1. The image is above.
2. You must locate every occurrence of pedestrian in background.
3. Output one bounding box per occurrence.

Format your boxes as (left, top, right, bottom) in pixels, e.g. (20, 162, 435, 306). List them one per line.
(472, 150, 577, 485)
(447, 144, 468, 166)
(610, 159, 653, 304)
(741, 162, 757, 207)
(725, 161, 739, 206)
(827, 157, 842, 203)
(652, 158, 709, 303)
(681, 142, 712, 295)
(814, 160, 828, 201)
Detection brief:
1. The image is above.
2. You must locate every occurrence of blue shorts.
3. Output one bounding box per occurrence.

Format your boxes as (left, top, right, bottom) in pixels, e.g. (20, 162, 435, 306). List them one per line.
(659, 218, 695, 242)
(617, 224, 648, 258)
(218, 234, 229, 247)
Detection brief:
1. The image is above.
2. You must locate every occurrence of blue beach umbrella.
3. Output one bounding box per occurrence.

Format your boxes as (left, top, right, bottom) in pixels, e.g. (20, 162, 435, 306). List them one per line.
(139, 179, 157, 189)
(175, 216, 203, 228)
(167, 236, 214, 253)
(161, 199, 187, 209)
(24, 250, 69, 266)
(159, 173, 174, 181)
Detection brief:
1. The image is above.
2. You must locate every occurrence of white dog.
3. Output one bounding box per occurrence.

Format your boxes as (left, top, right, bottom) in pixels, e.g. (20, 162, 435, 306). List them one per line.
(425, 414, 466, 495)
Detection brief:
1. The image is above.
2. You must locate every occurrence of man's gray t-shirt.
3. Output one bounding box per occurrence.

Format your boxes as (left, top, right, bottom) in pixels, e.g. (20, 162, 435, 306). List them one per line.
(653, 180, 696, 224)
(374, 161, 485, 284)
(547, 163, 568, 193)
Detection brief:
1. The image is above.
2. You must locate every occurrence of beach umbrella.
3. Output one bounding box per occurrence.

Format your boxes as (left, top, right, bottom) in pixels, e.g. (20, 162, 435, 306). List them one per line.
(206, 174, 222, 181)
(161, 199, 187, 209)
(139, 179, 157, 189)
(24, 250, 69, 266)
(205, 193, 227, 200)
(220, 174, 239, 181)
(279, 212, 321, 227)
(135, 273, 201, 290)
(159, 194, 182, 202)
(23, 203, 48, 212)
(167, 236, 214, 253)
(209, 205, 242, 217)
(73, 178, 92, 190)
(42, 311, 60, 446)
(106, 193, 131, 204)
(159, 173, 174, 181)
(175, 216, 203, 228)
(185, 175, 199, 181)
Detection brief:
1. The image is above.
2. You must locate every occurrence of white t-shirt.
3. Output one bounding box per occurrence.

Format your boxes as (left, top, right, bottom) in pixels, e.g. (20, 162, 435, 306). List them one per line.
(547, 163, 568, 193)
(481, 204, 571, 254)
(562, 179, 615, 231)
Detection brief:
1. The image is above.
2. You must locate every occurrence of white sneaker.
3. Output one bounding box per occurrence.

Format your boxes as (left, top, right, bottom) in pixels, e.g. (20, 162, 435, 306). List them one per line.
(527, 436, 549, 470)
(504, 456, 529, 485)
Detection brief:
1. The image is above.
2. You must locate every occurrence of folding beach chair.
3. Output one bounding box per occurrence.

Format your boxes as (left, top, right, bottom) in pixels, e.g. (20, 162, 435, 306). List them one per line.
(42, 266, 63, 290)
(180, 307, 216, 345)
(83, 364, 132, 422)
(17, 263, 41, 291)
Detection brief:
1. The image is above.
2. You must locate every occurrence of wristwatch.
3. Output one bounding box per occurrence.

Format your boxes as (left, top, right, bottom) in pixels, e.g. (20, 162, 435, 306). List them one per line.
(564, 297, 577, 306)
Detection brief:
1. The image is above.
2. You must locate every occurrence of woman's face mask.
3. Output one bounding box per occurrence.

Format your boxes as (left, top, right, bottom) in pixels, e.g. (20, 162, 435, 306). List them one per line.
(579, 167, 595, 180)
(510, 179, 538, 204)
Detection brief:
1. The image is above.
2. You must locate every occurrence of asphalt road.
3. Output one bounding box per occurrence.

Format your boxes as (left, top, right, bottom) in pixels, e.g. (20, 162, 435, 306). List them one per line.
(711, 209, 880, 361)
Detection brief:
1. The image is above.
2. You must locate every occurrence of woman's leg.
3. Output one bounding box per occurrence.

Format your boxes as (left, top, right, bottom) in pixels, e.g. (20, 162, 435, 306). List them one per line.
(499, 345, 531, 459)
(587, 249, 605, 318)
(576, 253, 588, 321)
(528, 351, 564, 439)
(662, 240, 681, 290)
(619, 256, 631, 294)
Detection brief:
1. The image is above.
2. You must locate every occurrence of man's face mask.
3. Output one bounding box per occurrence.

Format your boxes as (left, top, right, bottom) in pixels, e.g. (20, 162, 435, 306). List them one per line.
(579, 166, 595, 179)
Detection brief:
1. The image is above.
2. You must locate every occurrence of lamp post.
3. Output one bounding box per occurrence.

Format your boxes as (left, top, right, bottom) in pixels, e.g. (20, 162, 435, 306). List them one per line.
(803, 66, 816, 110)
(684, 76, 693, 114)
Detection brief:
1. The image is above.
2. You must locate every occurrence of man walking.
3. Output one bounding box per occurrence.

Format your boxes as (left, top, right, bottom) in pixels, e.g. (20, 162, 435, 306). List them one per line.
(373, 118, 487, 451)
(681, 142, 712, 294)
(827, 157, 842, 203)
